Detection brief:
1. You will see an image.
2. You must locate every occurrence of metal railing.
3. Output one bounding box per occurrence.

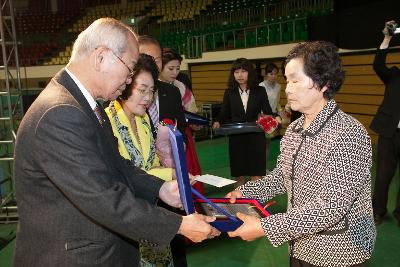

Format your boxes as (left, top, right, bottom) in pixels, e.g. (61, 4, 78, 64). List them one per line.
(0, 0, 23, 225)
(185, 17, 307, 58)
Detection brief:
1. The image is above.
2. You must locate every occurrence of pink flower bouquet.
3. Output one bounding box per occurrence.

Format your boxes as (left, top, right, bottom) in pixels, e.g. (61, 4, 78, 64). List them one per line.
(155, 119, 176, 168)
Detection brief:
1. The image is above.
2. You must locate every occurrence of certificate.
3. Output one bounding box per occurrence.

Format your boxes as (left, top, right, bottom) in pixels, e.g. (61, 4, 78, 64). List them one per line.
(194, 174, 236, 187)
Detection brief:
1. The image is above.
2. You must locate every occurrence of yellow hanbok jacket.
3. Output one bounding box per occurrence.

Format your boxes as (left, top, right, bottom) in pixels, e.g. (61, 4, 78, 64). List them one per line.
(105, 101, 173, 181)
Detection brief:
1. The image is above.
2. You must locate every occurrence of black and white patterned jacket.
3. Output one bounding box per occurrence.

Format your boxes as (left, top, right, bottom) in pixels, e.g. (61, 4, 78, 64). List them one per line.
(239, 100, 376, 267)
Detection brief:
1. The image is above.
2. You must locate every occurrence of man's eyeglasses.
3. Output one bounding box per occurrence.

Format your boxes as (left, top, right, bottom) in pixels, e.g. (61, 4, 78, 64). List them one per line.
(109, 50, 135, 78)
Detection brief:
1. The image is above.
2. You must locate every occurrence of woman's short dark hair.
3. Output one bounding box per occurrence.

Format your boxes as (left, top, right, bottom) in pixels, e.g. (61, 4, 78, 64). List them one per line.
(161, 48, 182, 70)
(120, 53, 159, 100)
(265, 62, 278, 74)
(284, 41, 345, 99)
(228, 58, 258, 90)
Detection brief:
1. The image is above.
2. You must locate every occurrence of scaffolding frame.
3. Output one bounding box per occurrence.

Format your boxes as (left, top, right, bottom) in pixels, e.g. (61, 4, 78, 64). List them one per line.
(0, 0, 23, 224)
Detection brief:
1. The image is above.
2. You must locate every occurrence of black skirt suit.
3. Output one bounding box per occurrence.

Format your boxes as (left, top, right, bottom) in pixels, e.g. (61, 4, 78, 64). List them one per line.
(217, 86, 272, 177)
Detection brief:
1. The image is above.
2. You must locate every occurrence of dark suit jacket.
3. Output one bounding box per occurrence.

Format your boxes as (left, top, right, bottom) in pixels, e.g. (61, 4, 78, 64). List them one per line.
(13, 70, 182, 267)
(370, 48, 400, 138)
(216, 85, 272, 176)
(217, 85, 272, 123)
(152, 80, 187, 139)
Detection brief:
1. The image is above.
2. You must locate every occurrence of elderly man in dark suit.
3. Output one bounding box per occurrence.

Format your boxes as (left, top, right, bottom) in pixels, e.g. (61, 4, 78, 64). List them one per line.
(371, 21, 400, 226)
(13, 18, 218, 267)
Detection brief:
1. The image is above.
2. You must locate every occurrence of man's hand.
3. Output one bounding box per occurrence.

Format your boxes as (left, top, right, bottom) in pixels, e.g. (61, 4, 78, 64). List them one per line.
(159, 180, 182, 208)
(383, 20, 396, 36)
(178, 213, 220, 242)
(381, 21, 394, 49)
(226, 190, 243, 203)
(227, 212, 265, 241)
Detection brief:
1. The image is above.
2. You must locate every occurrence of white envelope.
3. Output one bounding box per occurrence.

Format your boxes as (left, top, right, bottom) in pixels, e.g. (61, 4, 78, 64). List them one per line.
(194, 174, 236, 188)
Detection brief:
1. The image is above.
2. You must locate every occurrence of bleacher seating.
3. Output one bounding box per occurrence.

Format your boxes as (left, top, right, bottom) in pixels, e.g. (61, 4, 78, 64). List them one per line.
(69, 1, 152, 33)
(155, 0, 331, 57)
(46, 1, 152, 65)
(16, 12, 77, 35)
(43, 45, 72, 66)
(12, 1, 83, 67)
(206, 0, 281, 15)
(159, 14, 309, 56)
(17, 43, 58, 66)
(150, 0, 213, 22)
(12, 0, 333, 66)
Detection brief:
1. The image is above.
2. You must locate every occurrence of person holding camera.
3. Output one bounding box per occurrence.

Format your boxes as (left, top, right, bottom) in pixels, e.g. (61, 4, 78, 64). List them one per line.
(371, 20, 400, 226)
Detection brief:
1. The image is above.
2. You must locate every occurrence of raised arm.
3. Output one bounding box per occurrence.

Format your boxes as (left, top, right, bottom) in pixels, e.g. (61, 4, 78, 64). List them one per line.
(373, 21, 394, 82)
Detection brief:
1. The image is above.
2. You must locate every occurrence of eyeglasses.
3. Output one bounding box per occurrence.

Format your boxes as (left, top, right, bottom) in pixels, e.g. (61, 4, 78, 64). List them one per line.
(110, 50, 135, 79)
(137, 87, 155, 98)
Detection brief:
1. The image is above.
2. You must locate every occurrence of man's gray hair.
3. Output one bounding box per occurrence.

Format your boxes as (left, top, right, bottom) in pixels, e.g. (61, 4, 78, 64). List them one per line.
(70, 17, 137, 63)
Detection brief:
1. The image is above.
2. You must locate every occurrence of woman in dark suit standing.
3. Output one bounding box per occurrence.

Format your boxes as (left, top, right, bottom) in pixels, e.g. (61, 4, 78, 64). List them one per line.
(213, 58, 273, 187)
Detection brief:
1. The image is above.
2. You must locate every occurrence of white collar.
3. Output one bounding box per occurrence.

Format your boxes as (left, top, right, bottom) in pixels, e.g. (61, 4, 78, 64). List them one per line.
(65, 68, 97, 110)
(238, 87, 249, 94)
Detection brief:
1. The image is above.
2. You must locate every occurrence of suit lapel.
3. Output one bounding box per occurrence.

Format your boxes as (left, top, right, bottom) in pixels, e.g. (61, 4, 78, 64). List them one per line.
(54, 70, 136, 192)
(56, 70, 101, 126)
(156, 80, 168, 119)
(55, 70, 117, 146)
(246, 88, 256, 119)
(146, 109, 157, 139)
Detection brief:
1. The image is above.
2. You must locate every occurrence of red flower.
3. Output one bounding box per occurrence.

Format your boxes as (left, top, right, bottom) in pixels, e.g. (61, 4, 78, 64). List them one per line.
(256, 114, 279, 135)
(161, 118, 175, 126)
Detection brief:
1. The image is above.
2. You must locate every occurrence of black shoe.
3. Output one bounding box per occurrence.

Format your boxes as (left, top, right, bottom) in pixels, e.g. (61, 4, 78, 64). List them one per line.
(374, 214, 383, 225)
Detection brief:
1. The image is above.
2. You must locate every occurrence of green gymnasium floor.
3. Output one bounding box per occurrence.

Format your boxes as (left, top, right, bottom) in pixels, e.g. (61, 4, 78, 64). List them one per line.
(1, 137, 400, 266)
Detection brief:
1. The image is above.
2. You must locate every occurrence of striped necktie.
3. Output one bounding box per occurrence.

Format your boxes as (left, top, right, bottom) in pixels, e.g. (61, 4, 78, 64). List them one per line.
(148, 101, 159, 129)
(93, 104, 104, 125)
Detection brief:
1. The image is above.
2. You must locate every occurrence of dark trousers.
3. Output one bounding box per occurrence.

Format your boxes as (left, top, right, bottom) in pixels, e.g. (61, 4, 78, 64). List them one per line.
(157, 200, 187, 267)
(170, 235, 187, 267)
(372, 130, 400, 218)
(290, 257, 367, 267)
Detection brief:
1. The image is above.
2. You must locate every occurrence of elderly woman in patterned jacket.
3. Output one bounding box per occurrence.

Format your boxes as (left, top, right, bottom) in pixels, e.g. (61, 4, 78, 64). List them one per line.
(226, 41, 376, 267)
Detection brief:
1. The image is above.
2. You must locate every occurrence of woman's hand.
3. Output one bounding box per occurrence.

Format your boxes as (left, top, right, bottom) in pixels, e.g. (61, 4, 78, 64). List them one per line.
(212, 121, 220, 129)
(188, 173, 202, 186)
(225, 190, 243, 203)
(227, 213, 264, 241)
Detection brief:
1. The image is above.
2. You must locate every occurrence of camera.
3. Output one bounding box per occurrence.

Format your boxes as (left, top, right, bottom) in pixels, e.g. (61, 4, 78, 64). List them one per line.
(386, 21, 400, 36)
